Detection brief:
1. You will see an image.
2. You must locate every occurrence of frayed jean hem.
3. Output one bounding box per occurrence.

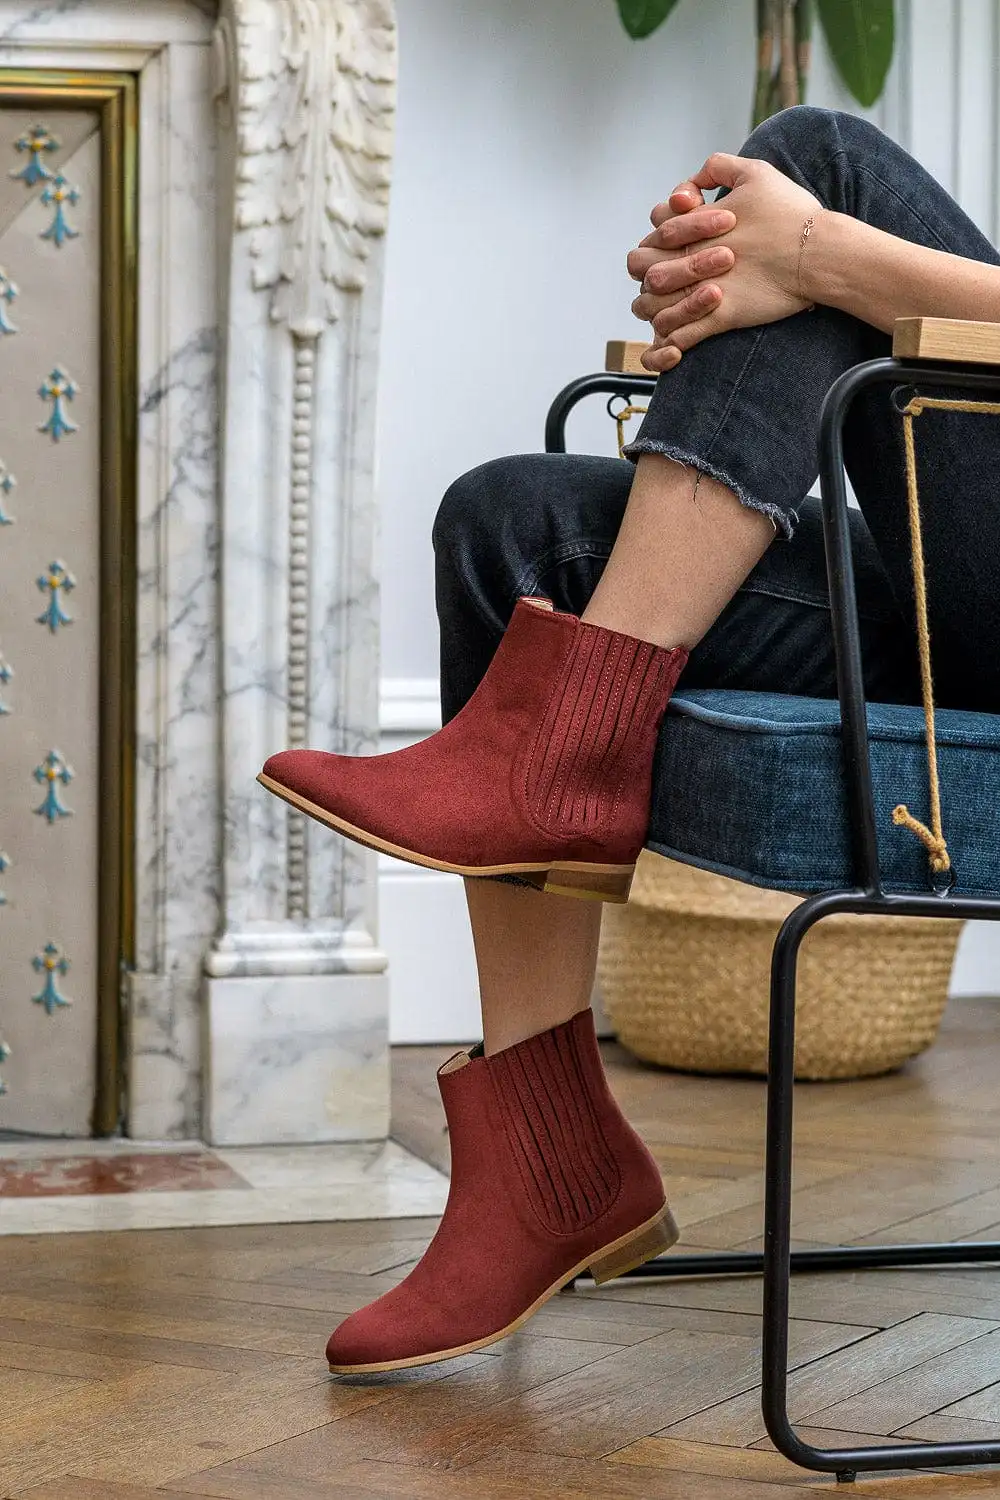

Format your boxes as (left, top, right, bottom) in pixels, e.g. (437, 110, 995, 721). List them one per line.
(622, 437, 798, 542)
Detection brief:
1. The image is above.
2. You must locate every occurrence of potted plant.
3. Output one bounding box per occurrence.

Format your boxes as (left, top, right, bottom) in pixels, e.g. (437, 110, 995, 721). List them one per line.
(617, 0, 896, 126)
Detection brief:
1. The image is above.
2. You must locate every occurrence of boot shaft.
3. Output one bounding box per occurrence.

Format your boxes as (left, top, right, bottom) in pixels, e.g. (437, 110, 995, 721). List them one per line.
(438, 1007, 664, 1236)
(521, 616, 687, 841)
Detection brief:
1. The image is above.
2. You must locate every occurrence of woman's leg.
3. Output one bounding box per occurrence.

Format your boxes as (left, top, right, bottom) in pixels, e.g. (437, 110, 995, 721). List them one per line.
(435, 455, 915, 1054)
(621, 105, 1000, 710)
(324, 458, 910, 1375)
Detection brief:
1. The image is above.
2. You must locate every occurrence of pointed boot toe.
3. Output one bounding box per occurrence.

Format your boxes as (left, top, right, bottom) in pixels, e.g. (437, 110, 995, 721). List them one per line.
(324, 1009, 679, 1374)
(325, 1303, 402, 1373)
(260, 749, 322, 800)
(325, 1310, 371, 1372)
(260, 598, 687, 903)
(261, 749, 362, 817)
(325, 1281, 475, 1374)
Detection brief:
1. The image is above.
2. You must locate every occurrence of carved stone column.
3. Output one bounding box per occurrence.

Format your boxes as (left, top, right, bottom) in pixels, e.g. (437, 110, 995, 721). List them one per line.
(203, 0, 396, 1145)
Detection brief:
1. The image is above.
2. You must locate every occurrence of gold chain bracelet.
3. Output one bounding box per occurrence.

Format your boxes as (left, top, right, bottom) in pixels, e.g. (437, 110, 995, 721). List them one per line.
(797, 214, 817, 311)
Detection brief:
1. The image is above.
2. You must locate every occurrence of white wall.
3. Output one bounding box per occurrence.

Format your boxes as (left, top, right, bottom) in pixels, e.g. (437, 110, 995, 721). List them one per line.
(377, 0, 1000, 1041)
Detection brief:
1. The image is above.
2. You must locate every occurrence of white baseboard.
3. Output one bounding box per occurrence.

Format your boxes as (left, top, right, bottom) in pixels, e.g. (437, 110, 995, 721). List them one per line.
(379, 857, 482, 1044)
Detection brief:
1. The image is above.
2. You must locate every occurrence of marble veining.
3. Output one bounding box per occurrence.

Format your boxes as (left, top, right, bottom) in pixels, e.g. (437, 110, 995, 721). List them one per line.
(128, 32, 221, 1138)
(0, 2, 213, 47)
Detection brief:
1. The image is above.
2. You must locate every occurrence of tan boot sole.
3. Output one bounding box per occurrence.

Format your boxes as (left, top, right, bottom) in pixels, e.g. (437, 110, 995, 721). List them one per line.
(258, 773, 635, 903)
(327, 1203, 679, 1375)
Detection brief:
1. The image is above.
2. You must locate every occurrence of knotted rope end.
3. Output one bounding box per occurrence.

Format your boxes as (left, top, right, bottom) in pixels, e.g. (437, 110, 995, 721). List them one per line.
(892, 804, 951, 872)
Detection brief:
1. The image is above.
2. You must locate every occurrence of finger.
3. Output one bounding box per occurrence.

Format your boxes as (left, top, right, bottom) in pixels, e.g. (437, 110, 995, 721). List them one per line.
(638, 224, 683, 249)
(662, 308, 726, 354)
(639, 341, 682, 372)
(649, 183, 703, 227)
(645, 244, 734, 294)
(689, 151, 750, 192)
(632, 286, 687, 323)
(669, 181, 704, 210)
(627, 244, 682, 281)
(654, 206, 736, 250)
(642, 307, 723, 369)
(650, 282, 723, 339)
(629, 242, 733, 300)
(641, 341, 684, 373)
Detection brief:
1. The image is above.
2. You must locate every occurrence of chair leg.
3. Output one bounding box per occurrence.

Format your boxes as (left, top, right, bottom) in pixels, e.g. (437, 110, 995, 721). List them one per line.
(598, 890, 1000, 1479)
(759, 896, 898, 1479)
(761, 894, 1000, 1477)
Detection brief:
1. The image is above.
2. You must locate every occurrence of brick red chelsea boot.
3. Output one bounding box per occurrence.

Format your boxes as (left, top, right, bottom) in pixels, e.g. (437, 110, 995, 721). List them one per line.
(326, 1007, 678, 1373)
(260, 597, 688, 903)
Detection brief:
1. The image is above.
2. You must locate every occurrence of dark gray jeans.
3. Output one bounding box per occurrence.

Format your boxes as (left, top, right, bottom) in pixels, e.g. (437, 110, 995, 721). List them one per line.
(433, 106, 1000, 721)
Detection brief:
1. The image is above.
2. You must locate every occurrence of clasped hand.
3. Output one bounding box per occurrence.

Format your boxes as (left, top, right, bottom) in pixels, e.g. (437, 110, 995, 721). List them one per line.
(627, 153, 823, 372)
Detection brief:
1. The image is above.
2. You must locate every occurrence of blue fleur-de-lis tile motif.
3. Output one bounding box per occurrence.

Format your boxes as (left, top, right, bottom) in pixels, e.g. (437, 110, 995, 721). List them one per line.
(0, 649, 12, 715)
(0, 463, 15, 527)
(36, 560, 75, 632)
(0, 268, 19, 336)
(11, 124, 60, 187)
(40, 174, 80, 249)
(32, 941, 72, 1015)
(0, 851, 9, 906)
(0, 1038, 10, 1096)
(33, 749, 74, 823)
(38, 368, 78, 442)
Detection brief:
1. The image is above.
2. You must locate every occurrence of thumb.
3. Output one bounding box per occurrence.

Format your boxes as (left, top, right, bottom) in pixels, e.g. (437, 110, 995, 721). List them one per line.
(689, 152, 751, 192)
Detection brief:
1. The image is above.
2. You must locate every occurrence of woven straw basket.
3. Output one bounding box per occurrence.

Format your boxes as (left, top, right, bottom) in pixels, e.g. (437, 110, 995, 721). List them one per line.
(598, 852, 962, 1080)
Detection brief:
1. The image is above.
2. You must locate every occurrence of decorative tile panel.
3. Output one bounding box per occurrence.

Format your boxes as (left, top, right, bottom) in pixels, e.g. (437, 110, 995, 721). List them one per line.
(0, 104, 101, 1134)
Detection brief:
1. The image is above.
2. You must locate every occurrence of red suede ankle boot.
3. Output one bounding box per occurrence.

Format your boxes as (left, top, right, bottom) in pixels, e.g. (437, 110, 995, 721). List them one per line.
(326, 1007, 677, 1373)
(260, 598, 687, 903)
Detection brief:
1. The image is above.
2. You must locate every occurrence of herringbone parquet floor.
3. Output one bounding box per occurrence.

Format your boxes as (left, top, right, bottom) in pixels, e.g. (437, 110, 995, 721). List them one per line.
(6, 1000, 1000, 1497)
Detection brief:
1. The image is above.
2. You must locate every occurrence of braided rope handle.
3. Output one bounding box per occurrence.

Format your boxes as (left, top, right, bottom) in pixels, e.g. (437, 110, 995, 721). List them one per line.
(893, 394, 1000, 879)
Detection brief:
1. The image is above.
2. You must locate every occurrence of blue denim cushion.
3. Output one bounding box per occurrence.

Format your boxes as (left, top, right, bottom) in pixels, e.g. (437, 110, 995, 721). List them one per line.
(648, 690, 1000, 897)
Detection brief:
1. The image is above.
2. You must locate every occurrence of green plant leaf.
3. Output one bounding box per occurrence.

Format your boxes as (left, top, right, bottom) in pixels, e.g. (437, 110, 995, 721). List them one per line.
(817, 0, 894, 107)
(616, 0, 681, 41)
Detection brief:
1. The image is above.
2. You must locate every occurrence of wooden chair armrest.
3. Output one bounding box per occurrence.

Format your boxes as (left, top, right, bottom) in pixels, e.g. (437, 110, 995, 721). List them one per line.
(605, 340, 653, 375)
(609, 321, 1000, 376)
(893, 316, 1000, 365)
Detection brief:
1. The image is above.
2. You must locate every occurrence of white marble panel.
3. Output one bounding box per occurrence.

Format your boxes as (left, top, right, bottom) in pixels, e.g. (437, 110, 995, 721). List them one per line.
(214, 1139, 434, 1189)
(0, 2, 214, 48)
(0, 1141, 446, 1235)
(0, 1137, 206, 1158)
(305, 291, 385, 937)
(128, 38, 220, 1139)
(204, 973, 390, 1147)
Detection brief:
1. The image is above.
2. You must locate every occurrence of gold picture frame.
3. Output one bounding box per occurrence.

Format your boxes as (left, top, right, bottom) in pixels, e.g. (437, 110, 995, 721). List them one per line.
(0, 71, 139, 1135)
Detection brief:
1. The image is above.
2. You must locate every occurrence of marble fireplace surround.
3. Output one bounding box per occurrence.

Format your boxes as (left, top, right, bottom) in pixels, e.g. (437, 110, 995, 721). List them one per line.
(0, 0, 398, 1144)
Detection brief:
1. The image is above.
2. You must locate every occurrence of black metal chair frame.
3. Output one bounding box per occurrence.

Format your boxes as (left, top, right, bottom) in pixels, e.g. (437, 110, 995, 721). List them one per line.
(546, 356, 1000, 1482)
